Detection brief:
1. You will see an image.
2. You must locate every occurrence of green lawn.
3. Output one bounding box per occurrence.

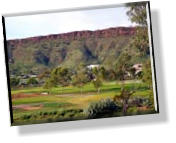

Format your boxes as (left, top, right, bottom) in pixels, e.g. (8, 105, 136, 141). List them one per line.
(11, 80, 147, 95)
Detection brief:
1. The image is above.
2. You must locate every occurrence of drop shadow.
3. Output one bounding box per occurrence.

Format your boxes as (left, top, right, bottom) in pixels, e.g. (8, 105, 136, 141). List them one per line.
(150, 10, 168, 121)
(17, 10, 168, 135)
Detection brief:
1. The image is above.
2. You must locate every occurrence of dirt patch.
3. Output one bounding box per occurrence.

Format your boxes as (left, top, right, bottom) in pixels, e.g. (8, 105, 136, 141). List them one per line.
(12, 93, 48, 99)
(12, 92, 96, 99)
(13, 104, 43, 111)
(137, 106, 148, 111)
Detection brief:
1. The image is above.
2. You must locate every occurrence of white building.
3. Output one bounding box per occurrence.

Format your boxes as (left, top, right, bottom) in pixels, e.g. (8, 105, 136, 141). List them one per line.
(87, 64, 100, 70)
(132, 64, 142, 75)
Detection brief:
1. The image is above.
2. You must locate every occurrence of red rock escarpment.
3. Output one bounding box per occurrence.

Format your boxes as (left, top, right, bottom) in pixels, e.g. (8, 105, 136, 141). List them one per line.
(7, 27, 136, 46)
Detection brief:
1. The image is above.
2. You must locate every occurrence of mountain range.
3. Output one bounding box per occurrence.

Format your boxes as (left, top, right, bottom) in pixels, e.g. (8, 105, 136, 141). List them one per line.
(6, 27, 144, 75)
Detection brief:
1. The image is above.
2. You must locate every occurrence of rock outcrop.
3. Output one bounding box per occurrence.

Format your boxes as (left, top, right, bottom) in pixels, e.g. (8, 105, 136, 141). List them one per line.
(7, 27, 136, 46)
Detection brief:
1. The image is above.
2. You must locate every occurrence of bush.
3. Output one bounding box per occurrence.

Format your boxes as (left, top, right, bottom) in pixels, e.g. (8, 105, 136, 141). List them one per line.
(53, 111, 57, 115)
(22, 114, 32, 120)
(43, 112, 48, 116)
(27, 77, 38, 86)
(10, 77, 20, 87)
(131, 97, 151, 107)
(127, 107, 138, 115)
(84, 98, 119, 118)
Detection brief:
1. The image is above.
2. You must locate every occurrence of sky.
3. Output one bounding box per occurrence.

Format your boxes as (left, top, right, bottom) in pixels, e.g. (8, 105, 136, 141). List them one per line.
(5, 6, 136, 40)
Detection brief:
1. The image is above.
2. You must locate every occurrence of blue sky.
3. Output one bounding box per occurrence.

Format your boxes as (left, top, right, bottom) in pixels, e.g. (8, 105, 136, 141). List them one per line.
(5, 6, 136, 40)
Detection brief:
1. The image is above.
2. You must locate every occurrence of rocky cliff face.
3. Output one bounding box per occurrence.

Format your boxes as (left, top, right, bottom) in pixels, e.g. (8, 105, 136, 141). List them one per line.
(7, 27, 136, 46)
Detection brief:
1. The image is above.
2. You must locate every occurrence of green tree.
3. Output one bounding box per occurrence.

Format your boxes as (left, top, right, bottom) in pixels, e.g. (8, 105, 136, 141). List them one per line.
(107, 69, 116, 81)
(116, 52, 132, 80)
(142, 59, 153, 88)
(10, 77, 20, 87)
(92, 76, 102, 94)
(126, 2, 149, 56)
(91, 67, 103, 94)
(27, 77, 38, 86)
(56, 67, 71, 93)
(38, 69, 51, 80)
(44, 67, 71, 94)
(142, 60, 154, 108)
(44, 77, 56, 94)
(115, 51, 134, 114)
(99, 66, 106, 80)
(131, 27, 149, 56)
(126, 2, 148, 26)
(126, 3, 154, 108)
(113, 87, 135, 115)
(43, 68, 58, 92)
(72, 64, 89, 95)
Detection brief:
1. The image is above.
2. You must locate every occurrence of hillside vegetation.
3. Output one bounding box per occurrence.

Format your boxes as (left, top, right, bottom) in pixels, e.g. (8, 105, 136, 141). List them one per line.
(7, 27, 148, 75)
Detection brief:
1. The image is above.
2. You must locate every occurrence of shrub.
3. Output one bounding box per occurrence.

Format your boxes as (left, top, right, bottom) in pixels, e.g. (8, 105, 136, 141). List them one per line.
(10, 77, 20, 87)
(27, 77, 38, 86)
(113, 87, 135, 115)
(84, 98, 119, 118)
(64, 112, 75, 119)
(43, 112, 48, 116)
(47, 118, 53, 122)
(60, 110, 66, 116)
(39, 111, 43, 116)
(53, 111, 57, 115)
(127, 107, 138, 115)
(131, 97, 150, 107)
(22, 114, 32, 120)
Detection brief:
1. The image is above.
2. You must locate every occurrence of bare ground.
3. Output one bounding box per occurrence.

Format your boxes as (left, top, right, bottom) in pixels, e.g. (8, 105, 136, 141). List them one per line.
(13, 104, 43, 111)
(12, 93, 48, 99)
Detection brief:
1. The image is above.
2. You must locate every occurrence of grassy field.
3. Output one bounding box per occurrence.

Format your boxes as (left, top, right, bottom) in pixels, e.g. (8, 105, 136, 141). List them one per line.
(11, 80, 155, 125)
